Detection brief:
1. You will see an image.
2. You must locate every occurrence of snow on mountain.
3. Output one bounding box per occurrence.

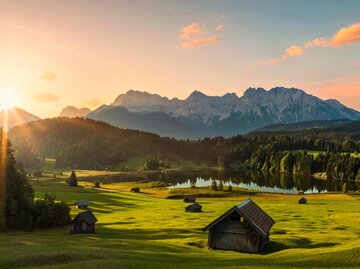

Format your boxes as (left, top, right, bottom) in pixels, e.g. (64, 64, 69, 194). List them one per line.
(88, 87, 360, 138)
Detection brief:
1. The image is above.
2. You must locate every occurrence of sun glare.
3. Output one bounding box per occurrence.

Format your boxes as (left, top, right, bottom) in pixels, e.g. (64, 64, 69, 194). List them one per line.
(0, 89, 17, 110)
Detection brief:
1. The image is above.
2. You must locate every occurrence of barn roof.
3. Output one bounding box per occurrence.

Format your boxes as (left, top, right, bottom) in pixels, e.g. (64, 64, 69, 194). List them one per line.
(203, 199, 275, 238)
(76, 210, 97, 224)
(75, 200, 89, 206)
(186, 203, 202, 210)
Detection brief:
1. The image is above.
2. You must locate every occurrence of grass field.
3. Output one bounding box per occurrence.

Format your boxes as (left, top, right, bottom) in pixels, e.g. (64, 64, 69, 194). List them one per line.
(0, 178, 359, 269)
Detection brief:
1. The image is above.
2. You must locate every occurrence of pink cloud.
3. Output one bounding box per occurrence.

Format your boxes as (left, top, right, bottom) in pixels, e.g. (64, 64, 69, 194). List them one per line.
(180, 23, 203, 39)
(286, 45, 304, 56)
(182, 37, 221, 48)
(352, 61, 360, 66)
(179, 22, 221, 49)
(331, 22, 360, 47)
(305, 37, 330, 48)
(215, 24, 224, 31)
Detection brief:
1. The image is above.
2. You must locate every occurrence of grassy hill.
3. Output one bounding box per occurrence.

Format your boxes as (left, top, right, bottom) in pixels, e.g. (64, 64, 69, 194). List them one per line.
(0, 177, 359, 269)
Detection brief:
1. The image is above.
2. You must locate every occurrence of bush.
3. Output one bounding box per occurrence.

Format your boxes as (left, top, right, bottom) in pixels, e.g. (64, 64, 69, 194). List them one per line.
(219, 180, 224, 191)
(68, 170, 78, 187)
(33, 169, 43, 177)
(33, 193, 71, 228)
(211, 180, 218, 191)
(94, 181, 101, 188)
(228, 185, 233, 192)
(190, 181, 196, 188)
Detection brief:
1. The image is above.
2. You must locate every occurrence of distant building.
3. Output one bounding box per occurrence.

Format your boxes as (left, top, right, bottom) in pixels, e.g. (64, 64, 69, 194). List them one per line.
(75, 200, 89, 209)
(183, 196, 196, 203)
(70, 210, 97, 235)
(203, 199, 275, 253)
(298, 197, 307, 204)
(185, 203, 202, 212)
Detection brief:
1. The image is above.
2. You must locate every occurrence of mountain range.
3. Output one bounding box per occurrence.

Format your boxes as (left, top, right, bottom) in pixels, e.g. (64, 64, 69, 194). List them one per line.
(0, 108, 39, 129)
(5, 87, 360, 139)
(86, 87, 360, 138)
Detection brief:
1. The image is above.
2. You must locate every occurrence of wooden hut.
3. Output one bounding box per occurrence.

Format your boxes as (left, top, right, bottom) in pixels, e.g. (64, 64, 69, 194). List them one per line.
(131, 187, 140, 193)
(203, 199, 275, 253)
(183, 196, 196, 203)
(298, 197, 307, 204)
(185, 203, 202, 213)
(74, 200, 89, 209)
(70, 210, 97, 235)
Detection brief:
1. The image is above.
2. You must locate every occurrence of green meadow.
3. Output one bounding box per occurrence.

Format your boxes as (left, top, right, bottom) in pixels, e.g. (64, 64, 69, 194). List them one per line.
(0, 178, 359, 269)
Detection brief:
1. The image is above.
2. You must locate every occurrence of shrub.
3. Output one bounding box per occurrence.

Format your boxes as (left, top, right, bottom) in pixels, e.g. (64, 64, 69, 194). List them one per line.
(94, 181, 101, 188)
(211, 180, 218, 191)
(33, 193, 71, 228)
(219, 180, 224, 191)
(228, 185, 233, 192)
(68, 170, 78, 187)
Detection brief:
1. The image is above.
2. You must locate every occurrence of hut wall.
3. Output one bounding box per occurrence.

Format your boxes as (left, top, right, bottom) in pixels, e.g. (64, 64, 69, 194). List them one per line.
(208, 216, 260, 253)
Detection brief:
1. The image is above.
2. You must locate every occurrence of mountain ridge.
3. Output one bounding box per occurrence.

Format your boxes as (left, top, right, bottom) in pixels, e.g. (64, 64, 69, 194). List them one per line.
(87, 87, 360, 138)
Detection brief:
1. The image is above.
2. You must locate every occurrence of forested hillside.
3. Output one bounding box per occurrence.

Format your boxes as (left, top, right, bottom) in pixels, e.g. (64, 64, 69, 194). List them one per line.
(8, 118, 360, 183)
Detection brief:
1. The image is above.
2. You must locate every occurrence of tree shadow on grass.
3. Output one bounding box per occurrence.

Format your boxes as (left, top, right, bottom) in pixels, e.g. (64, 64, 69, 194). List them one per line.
(263, 237, 340, 254)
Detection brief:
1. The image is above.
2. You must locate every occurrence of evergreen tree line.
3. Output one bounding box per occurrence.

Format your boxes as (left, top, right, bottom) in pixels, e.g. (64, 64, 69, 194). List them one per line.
(249, 150, 360, 180)
(0, 134, 70, 232)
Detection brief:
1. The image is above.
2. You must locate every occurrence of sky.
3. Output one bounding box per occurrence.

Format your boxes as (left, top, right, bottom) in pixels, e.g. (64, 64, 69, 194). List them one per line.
(0, 0, 359, 118)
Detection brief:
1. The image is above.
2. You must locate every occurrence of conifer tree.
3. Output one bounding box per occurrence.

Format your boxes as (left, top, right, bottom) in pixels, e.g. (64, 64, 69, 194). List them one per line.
(68, 170, 78, 187)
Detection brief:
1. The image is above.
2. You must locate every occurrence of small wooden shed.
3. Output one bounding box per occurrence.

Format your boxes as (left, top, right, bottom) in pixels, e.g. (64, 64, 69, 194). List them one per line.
(203, 199, 275, 253)
(74, 200, 89, 209)
(70, 210, 97, 235)
(185, 203, 202, 213)
(184, 196, 196, 203)
(298, 197, 307, 204)
(131, 187, 140, 193)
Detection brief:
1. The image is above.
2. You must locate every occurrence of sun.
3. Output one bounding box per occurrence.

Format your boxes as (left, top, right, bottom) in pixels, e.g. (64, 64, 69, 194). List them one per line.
(0, 89, 17, 110)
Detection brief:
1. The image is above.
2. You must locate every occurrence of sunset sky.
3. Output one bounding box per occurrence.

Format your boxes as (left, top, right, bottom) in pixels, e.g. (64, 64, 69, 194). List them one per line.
(0, 0, 359, 118)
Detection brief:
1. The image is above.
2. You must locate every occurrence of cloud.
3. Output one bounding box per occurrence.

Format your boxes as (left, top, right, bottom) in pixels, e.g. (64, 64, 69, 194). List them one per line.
(180, 23, 203, 39)
(304, 37, 330, 48)
(331, 22, 360, 47)
(179, 22, 221, 49)
(285, 45, 304, 56)
(39, 71, 57, 81)
(265, 21, 360, 66)
(215, 24, 224, 31)
(182, 37, 221, 49)
(33, 93, 59, 103)
(353, 61, 360, 66)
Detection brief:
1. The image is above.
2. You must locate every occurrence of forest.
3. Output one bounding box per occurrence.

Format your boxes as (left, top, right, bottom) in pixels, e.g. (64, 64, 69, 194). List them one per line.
(8, 117, 360, 183)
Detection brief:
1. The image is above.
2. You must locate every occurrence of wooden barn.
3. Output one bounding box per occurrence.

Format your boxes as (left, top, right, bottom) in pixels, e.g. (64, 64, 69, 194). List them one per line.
(203, 199, 275, 253)
(185, 203, 202, 212)
(298, 197, 307, 204)
(74, 200, 89, 209)
(184, 196, 196, 203)
(131, 187, 140, 193)
(70, 210, 97, 235)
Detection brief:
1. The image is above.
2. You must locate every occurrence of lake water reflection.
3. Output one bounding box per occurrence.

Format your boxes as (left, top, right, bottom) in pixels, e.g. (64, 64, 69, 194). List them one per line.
(85, 169, 359, 193)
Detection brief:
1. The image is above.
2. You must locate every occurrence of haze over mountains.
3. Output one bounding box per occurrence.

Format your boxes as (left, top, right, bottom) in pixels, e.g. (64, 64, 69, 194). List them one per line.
(5, 87, 360, 138)
(86, 87, 360, 138)
(0, 107, 39, 129)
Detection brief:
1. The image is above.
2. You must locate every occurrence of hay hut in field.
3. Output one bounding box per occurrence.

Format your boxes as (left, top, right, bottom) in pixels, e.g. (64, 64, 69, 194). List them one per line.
(203, 199, 275, 253)
(74, 200, 89, 209)
(70, 210, 97, 235)
(183, 196, 196, 203)
(185, 203, 202, 213)
(131, 187, 140, 193)
(298, 197, 307, 204)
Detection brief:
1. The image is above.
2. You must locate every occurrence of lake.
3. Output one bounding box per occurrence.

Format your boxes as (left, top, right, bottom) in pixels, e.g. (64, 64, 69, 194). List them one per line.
(82, 169, 359, 193)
